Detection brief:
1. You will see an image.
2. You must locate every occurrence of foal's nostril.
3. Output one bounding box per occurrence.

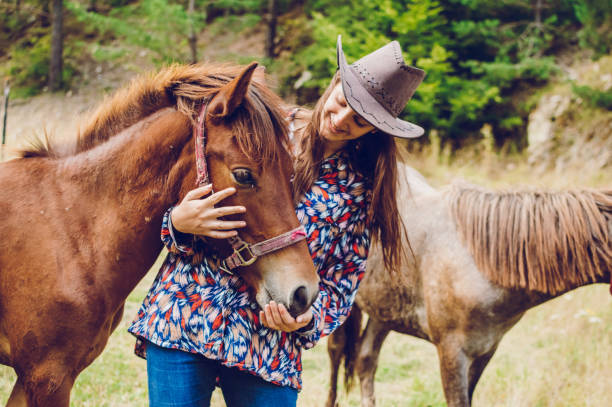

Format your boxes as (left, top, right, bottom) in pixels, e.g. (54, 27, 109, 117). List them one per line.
(289, 285, 310, 317)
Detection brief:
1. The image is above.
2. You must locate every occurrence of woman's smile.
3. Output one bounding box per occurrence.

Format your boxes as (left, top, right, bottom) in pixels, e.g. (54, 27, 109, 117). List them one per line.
(328, 115, 346, 135)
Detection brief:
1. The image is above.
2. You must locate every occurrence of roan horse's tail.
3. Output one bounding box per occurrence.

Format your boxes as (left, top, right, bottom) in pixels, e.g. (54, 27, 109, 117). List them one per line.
(342, 304, 363, 390)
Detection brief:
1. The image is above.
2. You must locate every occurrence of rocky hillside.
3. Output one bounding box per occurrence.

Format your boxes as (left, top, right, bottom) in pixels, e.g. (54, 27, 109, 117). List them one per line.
(527, 53, 612, 174)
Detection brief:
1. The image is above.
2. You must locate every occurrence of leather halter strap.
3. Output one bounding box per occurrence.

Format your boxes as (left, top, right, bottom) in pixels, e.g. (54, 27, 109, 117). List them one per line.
(194, 99, 307, 275)
(195, 98, 211, 186)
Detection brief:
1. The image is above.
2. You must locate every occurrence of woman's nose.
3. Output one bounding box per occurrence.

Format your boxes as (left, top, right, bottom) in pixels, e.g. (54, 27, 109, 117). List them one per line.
(334, 107, 352, 128)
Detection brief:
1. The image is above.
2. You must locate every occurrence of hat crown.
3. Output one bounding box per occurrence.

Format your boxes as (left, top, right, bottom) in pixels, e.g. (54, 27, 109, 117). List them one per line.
(350, 41, 425, 117)
(336, 35, 426, 138)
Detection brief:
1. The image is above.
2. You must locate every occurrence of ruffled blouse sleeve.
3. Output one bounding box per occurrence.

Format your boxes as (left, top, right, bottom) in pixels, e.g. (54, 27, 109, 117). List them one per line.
(160, 207, 196, 255)
(294, 213, 369, 349)
(293, 157, 371, 349)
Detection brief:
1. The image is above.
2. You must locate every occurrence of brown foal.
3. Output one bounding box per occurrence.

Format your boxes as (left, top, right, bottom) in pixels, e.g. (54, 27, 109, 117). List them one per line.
(0, 63, 318, 407)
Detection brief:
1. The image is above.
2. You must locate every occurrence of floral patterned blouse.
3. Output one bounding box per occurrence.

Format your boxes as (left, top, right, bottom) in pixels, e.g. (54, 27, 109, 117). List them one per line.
(128, 150, 372, 390)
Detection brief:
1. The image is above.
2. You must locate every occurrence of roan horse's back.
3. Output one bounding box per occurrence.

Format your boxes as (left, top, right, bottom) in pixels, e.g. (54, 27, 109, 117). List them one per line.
(356, 163, 510, 339)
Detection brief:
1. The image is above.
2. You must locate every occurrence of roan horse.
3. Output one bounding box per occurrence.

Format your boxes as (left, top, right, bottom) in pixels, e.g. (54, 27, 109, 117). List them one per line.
(327, 161, 611, 407)
(0, 62, 319, 406)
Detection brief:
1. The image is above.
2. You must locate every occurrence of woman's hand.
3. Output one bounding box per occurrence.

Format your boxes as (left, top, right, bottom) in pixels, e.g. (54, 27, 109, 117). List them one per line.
(171, 184, 247, 239)
(259, 301, 313, 332)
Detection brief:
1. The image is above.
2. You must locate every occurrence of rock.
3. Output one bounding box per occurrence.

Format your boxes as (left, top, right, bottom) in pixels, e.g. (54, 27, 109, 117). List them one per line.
(527, 93, 570, 169)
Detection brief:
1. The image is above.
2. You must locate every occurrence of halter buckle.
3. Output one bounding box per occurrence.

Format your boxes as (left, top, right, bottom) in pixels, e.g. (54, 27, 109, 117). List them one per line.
(233, 243, 257, 266)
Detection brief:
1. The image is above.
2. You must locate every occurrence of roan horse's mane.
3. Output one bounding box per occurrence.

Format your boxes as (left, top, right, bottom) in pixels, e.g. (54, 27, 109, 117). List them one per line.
(20, 63, 289, 162)
(448, 184, 612, 294)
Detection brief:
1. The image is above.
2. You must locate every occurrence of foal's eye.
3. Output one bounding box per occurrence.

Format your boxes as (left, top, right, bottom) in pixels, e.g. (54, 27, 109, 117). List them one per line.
(232, 168, 256, 187)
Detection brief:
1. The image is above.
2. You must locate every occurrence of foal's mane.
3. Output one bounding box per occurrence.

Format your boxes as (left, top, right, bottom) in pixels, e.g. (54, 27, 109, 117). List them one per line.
(20, 63, 289, 162)
(448, 185, 612, 294)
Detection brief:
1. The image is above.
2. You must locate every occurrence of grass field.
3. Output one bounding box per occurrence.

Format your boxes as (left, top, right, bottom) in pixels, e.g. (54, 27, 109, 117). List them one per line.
(1, 152, 610, 406)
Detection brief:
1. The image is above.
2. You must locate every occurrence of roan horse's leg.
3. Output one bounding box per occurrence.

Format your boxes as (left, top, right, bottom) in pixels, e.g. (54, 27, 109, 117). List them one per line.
(326, 305, 363, 407)
(437, 337, 501, 407)
(436, 337, 472, 407)
(326, 322, 347, 407)
(467, 350, 496, 402)
(356, 319, 390, 407)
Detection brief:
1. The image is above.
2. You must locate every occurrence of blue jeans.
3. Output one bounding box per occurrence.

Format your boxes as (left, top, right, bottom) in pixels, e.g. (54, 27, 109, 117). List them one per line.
(146, 341, 298, 407)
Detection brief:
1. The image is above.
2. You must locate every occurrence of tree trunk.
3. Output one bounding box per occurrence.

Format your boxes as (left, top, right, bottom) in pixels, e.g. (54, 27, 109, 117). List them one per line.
(48, 0, 63, 91)
(534, 0, 542, 27)
(188, 0, 197, 63)
(265, 0, 277, 59)
(2, 80, 10, 162)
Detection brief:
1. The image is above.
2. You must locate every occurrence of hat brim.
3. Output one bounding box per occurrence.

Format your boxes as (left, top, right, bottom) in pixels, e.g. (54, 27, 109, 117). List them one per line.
(336, 36, 424, 139)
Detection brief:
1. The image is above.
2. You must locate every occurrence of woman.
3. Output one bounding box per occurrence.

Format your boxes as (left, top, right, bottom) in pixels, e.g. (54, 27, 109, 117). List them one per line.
(129, 35, 425, 406)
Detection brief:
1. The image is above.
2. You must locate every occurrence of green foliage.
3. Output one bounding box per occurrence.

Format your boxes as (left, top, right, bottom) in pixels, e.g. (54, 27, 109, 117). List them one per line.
(572, 83, 612, 110)
(4, 30, 80, 97)
(1, 0, 270, 97)
(569, 0, 612, 56)
(212, 0, 264, 12)
(7, 32, 51, 97)
(2, 0, 611, 142)
(66, 0, 207, 64)
(277, 0, 612, 147)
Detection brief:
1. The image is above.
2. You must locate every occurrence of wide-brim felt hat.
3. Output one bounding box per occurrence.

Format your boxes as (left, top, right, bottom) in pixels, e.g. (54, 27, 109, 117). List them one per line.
(336, 35, 426, 138)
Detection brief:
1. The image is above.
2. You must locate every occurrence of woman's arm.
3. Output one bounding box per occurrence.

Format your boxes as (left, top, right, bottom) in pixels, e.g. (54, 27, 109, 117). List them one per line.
(293, 225, 369, 349)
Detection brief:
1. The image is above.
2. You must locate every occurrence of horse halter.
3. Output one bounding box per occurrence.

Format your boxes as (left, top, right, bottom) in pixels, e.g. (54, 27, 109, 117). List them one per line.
(194, 98, 307, 275)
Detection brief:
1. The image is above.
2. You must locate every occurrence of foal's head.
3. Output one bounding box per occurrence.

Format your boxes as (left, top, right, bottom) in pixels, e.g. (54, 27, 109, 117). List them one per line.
(189, 63, 318, 316)
(18, 62, 318, 316)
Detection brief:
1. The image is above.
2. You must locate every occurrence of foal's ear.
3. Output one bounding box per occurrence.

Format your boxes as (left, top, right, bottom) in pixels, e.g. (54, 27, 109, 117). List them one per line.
(209, 62, 258, 119)
(252, 66, 267, 86)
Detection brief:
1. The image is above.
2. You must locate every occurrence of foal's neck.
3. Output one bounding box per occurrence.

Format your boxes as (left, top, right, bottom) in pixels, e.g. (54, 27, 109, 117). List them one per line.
(60, 108, 196, 295)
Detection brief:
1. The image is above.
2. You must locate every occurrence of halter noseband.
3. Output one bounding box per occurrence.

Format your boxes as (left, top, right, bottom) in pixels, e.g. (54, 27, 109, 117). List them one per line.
(194, 98, 307, 275)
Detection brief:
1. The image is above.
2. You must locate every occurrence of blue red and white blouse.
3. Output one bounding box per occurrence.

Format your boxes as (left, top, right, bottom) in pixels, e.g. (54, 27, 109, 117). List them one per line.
(128, 150, 372, 390)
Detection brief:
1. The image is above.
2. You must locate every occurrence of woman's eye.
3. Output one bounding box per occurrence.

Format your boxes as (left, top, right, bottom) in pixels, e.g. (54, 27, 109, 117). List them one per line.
(232, 168, 256, 187)
(355, 116, 368, 127)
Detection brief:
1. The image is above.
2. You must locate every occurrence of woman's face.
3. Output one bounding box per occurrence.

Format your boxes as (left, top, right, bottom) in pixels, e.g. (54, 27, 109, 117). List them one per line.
(319, 83, 375, 144)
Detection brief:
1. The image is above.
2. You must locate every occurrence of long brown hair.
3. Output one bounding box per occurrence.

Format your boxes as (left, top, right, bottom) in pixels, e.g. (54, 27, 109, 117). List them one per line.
(292, 73, 408, 272)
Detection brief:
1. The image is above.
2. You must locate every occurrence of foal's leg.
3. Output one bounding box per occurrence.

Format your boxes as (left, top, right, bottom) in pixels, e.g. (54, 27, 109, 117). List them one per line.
(436, 336, 472, 407)
(6, 377, 27, 407)
(356, 319, 390, 407)
(17, 363, 76, 407)
(326, 325, 347, 407)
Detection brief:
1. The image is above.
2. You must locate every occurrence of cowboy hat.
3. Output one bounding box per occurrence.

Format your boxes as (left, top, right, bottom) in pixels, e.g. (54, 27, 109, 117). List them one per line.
(337, 35, 426, 138)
